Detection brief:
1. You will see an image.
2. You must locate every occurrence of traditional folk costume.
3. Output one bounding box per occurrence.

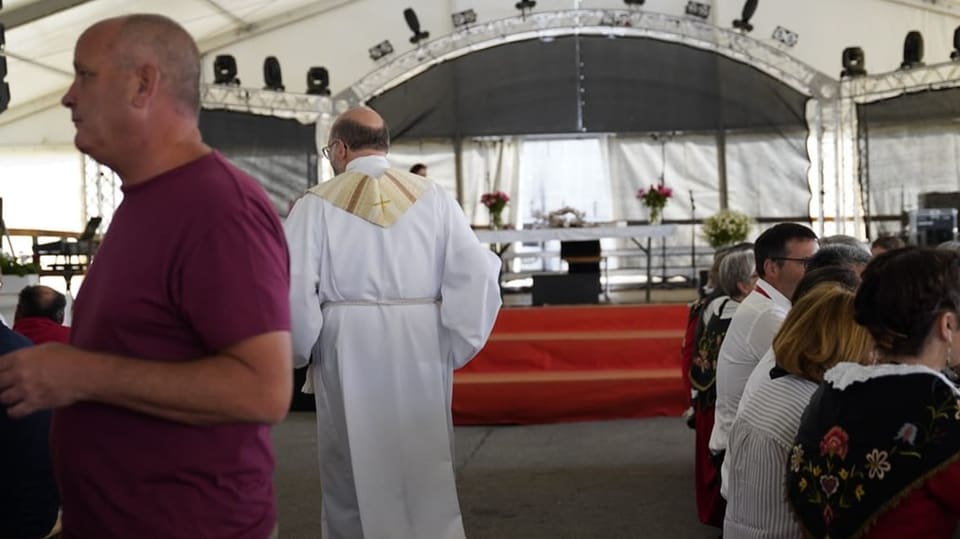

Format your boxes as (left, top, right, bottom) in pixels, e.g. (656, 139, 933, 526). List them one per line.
(787, 363, 960, 538)
(690, 296, 738, 527)
(285, 156, 502, 539)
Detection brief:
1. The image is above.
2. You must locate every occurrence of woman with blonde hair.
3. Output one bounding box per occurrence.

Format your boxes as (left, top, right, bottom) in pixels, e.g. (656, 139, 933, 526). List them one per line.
(723, 282, 874, 538)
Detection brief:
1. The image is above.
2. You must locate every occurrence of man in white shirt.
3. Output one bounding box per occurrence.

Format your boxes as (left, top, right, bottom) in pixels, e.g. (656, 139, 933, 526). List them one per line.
(709, 223, 818, 493)
(284, 107, 502, 539)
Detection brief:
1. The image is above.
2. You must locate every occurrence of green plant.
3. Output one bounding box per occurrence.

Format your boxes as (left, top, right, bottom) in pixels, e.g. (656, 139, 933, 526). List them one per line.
(0, 253, 39, 276)
(702, 210, 752, 248)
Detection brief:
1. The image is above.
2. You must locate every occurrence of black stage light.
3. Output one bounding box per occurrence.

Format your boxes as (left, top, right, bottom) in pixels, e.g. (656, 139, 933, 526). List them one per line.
(404, 8, 430, 45)
(841, 47, 867, 78)
(452, 9, 477, 28)
(685, 1, 710, 19)
(306, 67, 330, 96)
(213, 54, 240, 85)
(515, 0, 535, 19)
(623, 0, 645, 5)
(901, 30, 924, 69)
(733, 0, 758, 33)
(263, 56, 284, 91)
(368, 40, 395, 61)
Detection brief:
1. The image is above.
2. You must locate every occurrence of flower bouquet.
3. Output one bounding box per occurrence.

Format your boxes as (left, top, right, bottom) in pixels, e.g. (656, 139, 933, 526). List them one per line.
(481, 190, 510, 229)
(702, 209, 752, 248)
(636, 184, 673, 224)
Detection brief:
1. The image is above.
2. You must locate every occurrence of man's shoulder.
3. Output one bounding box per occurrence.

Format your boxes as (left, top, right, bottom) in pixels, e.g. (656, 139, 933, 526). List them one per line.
(0, 325, 31, 354)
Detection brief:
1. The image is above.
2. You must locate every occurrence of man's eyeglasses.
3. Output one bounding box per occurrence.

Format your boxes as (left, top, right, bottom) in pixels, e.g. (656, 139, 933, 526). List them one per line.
(773, 257, 812, 266)
(321, 140, 342, 160)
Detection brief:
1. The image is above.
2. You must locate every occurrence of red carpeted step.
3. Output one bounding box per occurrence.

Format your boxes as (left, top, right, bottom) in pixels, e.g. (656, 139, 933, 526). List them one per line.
(453, 303, 690, 425)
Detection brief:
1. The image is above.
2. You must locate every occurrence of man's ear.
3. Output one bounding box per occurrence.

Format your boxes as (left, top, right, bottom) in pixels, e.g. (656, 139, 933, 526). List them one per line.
(762, 258, 778, 280)
(131, 63, 161, 108)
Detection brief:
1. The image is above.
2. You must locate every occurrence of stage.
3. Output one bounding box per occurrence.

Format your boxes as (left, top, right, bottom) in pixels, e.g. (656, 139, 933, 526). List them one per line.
(453, 302, 689, 425)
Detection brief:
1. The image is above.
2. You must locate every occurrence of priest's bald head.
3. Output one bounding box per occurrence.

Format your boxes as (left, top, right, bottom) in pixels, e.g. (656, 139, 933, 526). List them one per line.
(325, 107, 391, 175)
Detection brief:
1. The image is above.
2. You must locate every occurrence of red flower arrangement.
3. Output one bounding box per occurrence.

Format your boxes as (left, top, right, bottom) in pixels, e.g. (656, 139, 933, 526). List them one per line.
(636, 184, 673, 223)
(481, 190, 510, 228)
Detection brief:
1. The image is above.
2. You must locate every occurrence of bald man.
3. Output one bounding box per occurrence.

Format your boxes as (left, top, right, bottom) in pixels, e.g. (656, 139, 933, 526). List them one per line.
(0, 15, 290, 539)
(13, 285, 70, 345)
(286, 107, 501, 539)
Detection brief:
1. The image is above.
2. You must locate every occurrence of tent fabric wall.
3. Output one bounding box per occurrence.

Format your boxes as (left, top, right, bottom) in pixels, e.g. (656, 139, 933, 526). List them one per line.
(857, 87, 960, 238)
(199, 110, 317, 215)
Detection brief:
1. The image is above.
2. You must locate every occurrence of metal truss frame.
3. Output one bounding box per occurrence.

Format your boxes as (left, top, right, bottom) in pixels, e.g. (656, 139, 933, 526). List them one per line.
(336, 9, 836, 105)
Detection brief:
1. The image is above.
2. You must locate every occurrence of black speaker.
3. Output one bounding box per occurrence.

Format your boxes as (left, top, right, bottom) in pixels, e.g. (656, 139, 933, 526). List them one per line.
(909, 208, 957, 246)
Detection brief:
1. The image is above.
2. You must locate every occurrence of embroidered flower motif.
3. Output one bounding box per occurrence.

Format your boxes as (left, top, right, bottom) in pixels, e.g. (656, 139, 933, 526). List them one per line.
(798, 477, 808, 492)
(819, 426, 850, 460)
(839, 468, 849, 481)
(790, 445, 804, 472)
(812, 465, 822, 477)
(819, 475, 840, 498)
(855, 484, 866, 501)
(866, 449, 891, 480)
(823, 505, 835, 525)
(895, 423, 918, 445)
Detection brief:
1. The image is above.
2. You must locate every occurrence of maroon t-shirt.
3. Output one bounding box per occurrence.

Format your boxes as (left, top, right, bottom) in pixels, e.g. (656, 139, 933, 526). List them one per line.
(51, 152, 290, 539)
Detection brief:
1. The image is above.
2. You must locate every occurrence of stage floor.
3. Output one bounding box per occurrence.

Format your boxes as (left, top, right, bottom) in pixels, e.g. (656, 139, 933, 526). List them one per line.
(453, 301, 691, 425)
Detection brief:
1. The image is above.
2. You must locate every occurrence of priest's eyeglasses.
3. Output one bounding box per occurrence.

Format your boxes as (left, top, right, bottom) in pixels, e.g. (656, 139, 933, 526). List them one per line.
(321, 140, 343, 159)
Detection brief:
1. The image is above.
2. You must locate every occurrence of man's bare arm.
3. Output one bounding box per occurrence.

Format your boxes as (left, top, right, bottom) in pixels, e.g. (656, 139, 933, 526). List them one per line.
(0, 331, 292, 425)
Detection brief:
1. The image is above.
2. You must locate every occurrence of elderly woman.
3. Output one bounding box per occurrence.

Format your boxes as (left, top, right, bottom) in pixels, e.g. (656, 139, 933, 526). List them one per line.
(690, 247, 756, 528)
(723, 282, 874, 538)
(787, 247, 960, 538)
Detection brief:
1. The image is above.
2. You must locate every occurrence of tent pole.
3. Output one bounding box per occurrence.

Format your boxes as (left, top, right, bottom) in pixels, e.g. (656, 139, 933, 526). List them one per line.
(454, 137, 465, 205)
(716, 130, 728, 210)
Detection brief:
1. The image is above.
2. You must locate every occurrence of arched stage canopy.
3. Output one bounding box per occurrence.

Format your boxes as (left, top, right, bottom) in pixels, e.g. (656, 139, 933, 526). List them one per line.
(369, 36, 810, 139)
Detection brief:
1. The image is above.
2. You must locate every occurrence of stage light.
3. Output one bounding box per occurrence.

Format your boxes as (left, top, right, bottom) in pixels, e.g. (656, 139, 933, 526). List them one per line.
(772, 26, 798, 48)
(685, 1, 710, 19)
(623, 0, 645, 6)
(404, 8, 429, 45)
(452, 9, 477, 28)
(952, 26, 960, 60)
(901, 30, 924, 69)
(841, 47, 867, 78)
(733, 0, 758, 33)
(306, 67, 330, 96)
(515, 0, 535, 20)
(213, 54, 240, 86)
(368, 40, 395, 61)
(262, 56, 284, 91)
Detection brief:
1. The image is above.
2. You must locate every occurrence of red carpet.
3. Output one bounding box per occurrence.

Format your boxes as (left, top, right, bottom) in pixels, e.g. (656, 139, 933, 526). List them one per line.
(453, 303, 689, 425)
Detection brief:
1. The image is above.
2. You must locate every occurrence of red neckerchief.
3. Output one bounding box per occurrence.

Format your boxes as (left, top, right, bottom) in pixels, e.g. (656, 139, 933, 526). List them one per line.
(754, 285, 772, 300)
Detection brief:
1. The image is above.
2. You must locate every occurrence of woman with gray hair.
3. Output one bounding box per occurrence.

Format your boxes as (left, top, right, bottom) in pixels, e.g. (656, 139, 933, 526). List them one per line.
(691, 247, 757, 528)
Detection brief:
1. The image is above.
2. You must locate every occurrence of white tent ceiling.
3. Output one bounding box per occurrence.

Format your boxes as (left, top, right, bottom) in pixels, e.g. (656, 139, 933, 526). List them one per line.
(0, 0, 352, 127)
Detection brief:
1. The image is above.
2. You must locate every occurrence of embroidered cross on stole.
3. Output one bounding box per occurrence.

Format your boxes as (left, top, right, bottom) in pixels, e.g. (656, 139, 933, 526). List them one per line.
(308, 168, 429, 227)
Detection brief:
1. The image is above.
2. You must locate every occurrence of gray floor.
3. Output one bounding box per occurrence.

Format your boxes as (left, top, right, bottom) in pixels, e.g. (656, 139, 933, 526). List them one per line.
(272, 413, 718, 538)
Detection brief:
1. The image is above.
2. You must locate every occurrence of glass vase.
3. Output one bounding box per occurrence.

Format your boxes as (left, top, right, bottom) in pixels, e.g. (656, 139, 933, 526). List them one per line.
(491, 210, 503, 229)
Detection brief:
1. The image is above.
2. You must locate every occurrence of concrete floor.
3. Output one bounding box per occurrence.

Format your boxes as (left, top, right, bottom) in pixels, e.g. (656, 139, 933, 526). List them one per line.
(272, 413, 719, 539)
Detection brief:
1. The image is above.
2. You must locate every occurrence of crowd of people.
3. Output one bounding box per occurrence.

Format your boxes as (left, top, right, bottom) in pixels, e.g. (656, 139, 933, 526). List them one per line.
(4, 10, 960, 539)
(684, 226, 960, 537)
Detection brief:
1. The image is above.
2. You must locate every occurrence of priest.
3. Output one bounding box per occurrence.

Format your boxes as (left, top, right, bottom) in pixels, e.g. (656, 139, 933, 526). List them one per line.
(285, 107, 501, 539)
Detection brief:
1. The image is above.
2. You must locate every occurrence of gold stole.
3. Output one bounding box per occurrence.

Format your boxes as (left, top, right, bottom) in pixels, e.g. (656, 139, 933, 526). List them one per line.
(308, 168, 429, 228)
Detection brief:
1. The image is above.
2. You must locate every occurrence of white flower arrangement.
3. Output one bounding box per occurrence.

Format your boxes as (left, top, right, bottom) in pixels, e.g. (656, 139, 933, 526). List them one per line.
(702, 210, 752, 248)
